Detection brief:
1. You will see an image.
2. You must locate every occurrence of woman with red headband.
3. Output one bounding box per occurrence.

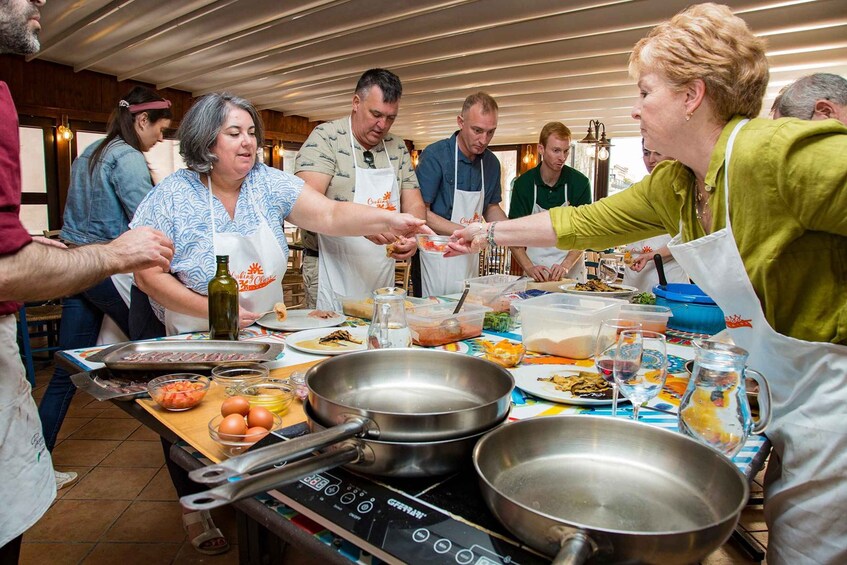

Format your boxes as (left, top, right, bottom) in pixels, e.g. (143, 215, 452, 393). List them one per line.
(38, 86, 173, 485)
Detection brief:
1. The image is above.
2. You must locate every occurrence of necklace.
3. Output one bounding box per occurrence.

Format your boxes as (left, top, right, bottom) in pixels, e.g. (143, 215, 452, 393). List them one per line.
(694, 178, 709, 221)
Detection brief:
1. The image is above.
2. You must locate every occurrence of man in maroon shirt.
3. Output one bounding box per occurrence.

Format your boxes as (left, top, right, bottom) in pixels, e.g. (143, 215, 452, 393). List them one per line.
(0, 2, 174, 559)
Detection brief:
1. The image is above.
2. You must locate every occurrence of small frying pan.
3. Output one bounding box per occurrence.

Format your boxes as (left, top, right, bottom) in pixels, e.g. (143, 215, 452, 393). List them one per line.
(653, 253, 668, 289)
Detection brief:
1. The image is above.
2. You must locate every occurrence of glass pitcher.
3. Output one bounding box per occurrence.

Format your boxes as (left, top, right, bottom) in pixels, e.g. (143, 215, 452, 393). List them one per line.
(367, 287, 411, 349)
(678, 340, 771, 458)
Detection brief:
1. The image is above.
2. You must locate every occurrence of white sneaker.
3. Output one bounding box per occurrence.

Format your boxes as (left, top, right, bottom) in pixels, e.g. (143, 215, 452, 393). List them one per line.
(55, 470, 79, 490)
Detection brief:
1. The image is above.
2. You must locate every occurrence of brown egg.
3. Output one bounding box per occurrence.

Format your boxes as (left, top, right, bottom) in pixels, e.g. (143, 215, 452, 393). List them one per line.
(220, 396, 250, 418)
(218, 413, 248, 441)
(247, 406, 275, 431)
(244, 426, 269, 444)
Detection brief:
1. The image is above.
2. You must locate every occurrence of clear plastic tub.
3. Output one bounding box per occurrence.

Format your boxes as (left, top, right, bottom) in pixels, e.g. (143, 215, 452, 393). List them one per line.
(619, 304, 673, 334)
(519, 294, 626, 359)
(338, 292, 433, 320)
(406, 302, 491, 346)
(464, 274, 528, 312)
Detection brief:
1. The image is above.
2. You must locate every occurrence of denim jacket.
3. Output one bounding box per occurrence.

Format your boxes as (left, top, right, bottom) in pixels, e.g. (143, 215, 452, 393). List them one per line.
(60, 138, 154, 244)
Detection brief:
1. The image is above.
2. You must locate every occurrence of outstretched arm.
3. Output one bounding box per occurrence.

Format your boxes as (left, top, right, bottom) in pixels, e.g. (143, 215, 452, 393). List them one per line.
(0, 227, 173, 302)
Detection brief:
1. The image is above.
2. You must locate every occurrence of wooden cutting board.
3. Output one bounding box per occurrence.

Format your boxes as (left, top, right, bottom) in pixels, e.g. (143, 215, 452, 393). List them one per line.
(525, 278, 575, 293)
(136, 360, 322, 462)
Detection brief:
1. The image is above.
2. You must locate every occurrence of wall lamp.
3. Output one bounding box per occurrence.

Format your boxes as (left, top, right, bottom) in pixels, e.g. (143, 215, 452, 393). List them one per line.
(57, 115, 73, 142)
(578, 119, 611, 161)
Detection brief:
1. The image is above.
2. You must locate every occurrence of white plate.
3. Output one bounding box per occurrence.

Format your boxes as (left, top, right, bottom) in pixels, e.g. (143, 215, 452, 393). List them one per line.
(284, 326, 368, 356)
(257, 309, 345, 332)
(511, 364, 615, 406)
(559, 283, 639, 298)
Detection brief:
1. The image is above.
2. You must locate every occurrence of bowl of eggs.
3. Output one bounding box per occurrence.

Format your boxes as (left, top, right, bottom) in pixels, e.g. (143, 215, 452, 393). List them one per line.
(147, 374, 210, 411)
(209, 396, 283, 456)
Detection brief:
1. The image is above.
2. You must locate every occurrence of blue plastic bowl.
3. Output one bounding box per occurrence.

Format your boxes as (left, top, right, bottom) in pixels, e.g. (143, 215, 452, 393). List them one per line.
(652, 283, 726, 335)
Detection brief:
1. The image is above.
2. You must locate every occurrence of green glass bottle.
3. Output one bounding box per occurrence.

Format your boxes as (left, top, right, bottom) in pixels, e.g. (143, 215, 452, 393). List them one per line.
(208, 255, 239, 340)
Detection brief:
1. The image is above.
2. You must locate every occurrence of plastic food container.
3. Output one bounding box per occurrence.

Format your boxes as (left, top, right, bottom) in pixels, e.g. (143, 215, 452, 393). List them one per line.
(210, 362, 268, 396)
(519, 294, 626, 359)
(406, 302, 491, 346)
(147, 374, 210, 411)
(235, 378, 294, 415)
(465, 274, 528, 313)
(416, 234, 451, 254)
(619, 304, 673, 334)
(652, 283, 726, 335)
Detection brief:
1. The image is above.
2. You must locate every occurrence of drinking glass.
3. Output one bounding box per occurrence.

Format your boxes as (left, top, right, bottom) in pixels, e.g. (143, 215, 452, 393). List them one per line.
(594, 319, 642, 416)
(598, 257, 621, 284)
(614, 330, 668, 420)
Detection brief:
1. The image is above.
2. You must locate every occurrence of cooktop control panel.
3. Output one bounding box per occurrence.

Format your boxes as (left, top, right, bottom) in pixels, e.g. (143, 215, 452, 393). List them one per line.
(276, 470, 547, 565)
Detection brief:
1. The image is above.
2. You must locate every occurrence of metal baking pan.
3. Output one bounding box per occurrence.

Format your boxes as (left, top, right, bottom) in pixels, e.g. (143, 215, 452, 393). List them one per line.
(87, 340, 284, 371)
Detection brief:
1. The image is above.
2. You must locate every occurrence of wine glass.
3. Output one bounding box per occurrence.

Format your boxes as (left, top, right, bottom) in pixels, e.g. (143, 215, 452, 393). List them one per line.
(597, 257, 621, 284)
(594, 319, 642, 416)
(614, 330, 668, 421)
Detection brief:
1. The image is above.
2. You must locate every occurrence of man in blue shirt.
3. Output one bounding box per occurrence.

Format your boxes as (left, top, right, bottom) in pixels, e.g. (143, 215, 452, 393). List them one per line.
(414, 92, 508, 296)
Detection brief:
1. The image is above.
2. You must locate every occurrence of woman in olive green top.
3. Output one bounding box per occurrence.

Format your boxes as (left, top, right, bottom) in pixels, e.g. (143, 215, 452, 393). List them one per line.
(448, 4, 847, 564)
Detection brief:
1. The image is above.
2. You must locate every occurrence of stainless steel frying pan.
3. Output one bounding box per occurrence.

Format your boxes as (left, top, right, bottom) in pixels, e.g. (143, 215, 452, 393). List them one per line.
(181, 403, 503, 511)
(474, 416, 749, 564)
(190, 348, 513, 484)
(306, 348, 513, 441)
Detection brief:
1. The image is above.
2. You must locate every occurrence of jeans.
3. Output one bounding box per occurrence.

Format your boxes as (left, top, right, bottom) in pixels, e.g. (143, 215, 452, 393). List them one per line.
(38, 278, 129, 451)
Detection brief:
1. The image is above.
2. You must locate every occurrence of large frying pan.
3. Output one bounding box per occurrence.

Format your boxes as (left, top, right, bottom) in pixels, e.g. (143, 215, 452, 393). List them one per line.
(190, 348, 513, 484)
(306, 348, 513, 441)
(474, 416, 748, 564)
(181, 403, 504, 511)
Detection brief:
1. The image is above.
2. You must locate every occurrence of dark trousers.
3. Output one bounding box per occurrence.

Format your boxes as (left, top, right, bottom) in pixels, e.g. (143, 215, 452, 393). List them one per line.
(0, 534, 22, 565)
(410, 252, 423, 298)
(38, 278, 129, 451)
(128, 284, 165, 340)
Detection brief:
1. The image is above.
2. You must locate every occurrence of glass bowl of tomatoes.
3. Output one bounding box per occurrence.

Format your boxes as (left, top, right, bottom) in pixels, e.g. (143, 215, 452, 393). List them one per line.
(416, 234, 451, 254)
(147, 374, 210, 411)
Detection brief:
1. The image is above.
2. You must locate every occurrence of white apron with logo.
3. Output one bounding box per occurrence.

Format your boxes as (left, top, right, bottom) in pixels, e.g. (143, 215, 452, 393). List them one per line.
(621, 234, 688, 292)
(165, 176, 286, 335)
(667, 120, 847, 564)
(420, 141, 485, 297)
(316, 120, 398, 310)
(0, 315, 55, 547)
(526, 181, 586, 282)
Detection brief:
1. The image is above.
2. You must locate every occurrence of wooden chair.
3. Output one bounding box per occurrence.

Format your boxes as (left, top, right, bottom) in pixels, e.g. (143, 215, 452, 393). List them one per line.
(16, 301, 64, 386)
(584, 251, 600, 280)
(478, 245, 512, 276)
(394, 260, 411, 293)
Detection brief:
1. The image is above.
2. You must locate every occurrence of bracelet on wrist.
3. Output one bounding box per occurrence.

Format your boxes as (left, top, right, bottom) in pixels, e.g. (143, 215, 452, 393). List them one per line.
(487, 222, 498, 248)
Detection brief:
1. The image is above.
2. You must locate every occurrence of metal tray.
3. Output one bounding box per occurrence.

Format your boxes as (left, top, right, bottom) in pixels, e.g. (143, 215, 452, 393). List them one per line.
(87, 340, 284, 371)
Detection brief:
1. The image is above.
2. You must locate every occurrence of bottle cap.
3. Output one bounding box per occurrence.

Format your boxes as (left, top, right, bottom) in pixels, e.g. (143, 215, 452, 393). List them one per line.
(216, 255, 229, 261)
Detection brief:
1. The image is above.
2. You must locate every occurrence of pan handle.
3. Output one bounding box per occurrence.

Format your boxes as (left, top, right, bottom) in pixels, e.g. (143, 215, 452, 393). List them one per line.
(653, 253, 668, 288)
(550, 530, 598, 565)
(181, 444, 361, 511)
(189, 418, 367, 484)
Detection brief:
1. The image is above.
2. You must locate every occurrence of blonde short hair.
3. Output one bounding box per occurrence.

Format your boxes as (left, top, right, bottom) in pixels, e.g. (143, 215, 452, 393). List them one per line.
(539, 122, 572, 145)
(462, 91, 499, 116)
(629, 3, 768, 120)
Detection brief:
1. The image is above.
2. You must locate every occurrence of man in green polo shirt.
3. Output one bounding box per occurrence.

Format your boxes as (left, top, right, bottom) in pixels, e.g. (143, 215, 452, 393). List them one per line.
(508, 122, 591, 282)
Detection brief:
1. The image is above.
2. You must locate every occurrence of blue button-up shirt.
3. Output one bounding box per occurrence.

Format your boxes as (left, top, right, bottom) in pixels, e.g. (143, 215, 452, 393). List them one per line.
(416, 132, 501, 219)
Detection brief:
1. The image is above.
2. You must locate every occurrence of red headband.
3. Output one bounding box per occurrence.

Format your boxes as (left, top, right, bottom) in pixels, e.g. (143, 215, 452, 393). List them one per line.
(119, 99, 172, 113)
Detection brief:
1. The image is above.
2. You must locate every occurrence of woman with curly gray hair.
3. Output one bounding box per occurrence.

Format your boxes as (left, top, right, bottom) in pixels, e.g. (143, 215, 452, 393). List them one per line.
(131, 92, 428, 335)
(447, 4, 847, 562)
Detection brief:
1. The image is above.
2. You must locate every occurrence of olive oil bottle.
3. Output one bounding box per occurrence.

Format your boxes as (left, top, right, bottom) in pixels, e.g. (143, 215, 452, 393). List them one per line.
(208, 255, 239, 340)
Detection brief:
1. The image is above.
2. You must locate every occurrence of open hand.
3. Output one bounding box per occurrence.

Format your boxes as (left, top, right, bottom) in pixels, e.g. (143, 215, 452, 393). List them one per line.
(387, 236, 417, 260)
(108, 227, 174, 273)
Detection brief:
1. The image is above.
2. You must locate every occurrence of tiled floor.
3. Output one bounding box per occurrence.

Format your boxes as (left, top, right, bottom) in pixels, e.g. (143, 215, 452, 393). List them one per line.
(22, 362, 768, 564)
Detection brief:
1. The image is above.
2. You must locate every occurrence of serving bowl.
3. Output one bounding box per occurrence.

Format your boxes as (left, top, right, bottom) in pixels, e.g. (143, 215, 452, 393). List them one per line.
(236, 378, 295, 415)
(211, 362, 269, 396)
(416, 234, 451, 254)
(208, 412, 284, 457)
(147, 374, 210, 411)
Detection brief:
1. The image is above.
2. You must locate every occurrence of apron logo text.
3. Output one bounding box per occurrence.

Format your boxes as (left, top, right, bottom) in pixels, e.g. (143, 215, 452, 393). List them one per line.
(460, 212, 483, 226)
(236, 262, 277, 292)
(725, 314, 753, 329)
(367, 191, 397, 211)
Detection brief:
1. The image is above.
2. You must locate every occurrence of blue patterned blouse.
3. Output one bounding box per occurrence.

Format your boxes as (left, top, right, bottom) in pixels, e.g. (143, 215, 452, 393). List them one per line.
(130, 164, 304, 320)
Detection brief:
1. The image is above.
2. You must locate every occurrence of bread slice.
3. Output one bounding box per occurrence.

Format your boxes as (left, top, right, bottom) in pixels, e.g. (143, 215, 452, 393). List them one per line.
(273, 302, 287, 321)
